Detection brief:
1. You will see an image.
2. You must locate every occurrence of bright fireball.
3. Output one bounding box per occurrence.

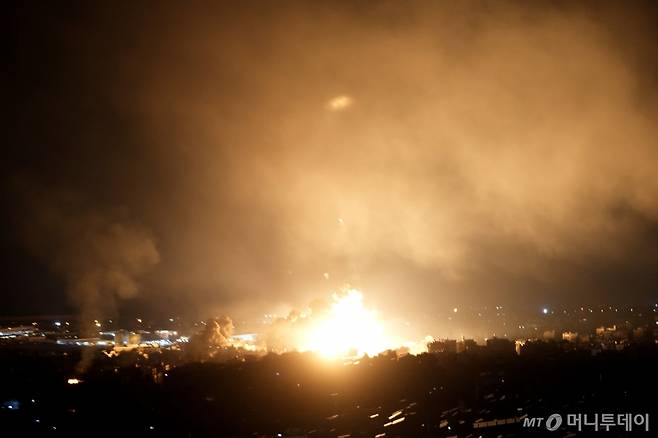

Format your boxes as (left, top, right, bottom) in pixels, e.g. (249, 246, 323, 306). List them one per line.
(301, 288, 389, 358)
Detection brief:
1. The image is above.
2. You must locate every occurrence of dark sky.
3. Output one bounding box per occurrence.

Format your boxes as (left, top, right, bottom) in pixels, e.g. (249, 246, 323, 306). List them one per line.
(3, 1, 658, 329)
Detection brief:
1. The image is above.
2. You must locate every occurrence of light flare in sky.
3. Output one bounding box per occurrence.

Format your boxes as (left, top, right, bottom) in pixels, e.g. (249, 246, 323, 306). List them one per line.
(326, 95, 353, 111)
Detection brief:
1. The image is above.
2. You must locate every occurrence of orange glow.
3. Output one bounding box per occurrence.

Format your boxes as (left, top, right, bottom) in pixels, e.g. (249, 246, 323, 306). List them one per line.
(300, 289, 390, 358)
(326, 95, 353, 111)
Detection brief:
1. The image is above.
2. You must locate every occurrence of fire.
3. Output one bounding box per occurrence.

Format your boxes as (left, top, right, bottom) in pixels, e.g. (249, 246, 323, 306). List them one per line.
(300, 289, 389, 358)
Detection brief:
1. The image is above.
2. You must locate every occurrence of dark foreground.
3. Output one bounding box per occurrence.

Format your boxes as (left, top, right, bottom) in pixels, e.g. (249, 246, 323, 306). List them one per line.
(1, 343, 656, 437)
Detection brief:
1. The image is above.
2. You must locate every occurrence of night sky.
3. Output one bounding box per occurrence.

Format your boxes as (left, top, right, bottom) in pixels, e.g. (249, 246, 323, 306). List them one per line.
(3, 1, 658, 329)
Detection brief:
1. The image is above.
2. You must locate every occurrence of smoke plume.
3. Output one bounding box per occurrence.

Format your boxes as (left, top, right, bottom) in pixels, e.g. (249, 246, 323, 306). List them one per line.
(200, 316, 236, 348)
(4, 1, 658, 330)
(119, 1, 658, 316)
(14, 182, 159, 334)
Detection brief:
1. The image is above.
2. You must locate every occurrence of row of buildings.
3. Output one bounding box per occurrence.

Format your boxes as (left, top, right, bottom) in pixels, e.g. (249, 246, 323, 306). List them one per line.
(428, 322, 657, 356)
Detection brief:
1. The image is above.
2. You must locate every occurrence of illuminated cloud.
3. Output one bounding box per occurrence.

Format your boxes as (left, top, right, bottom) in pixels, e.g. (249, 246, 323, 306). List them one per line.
(5, 1, 658, 331)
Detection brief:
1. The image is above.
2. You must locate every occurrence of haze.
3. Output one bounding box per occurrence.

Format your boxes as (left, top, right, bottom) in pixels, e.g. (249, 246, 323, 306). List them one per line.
(4, 1, 658, 335)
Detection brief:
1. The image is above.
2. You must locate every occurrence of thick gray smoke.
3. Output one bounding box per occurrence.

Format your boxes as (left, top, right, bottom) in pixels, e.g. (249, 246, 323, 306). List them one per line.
(14, 182, 159, 334)
(263, 292, 343, 354)
(265, 308, 314, 354)
(201, 316, 235, 347)
(187, 316, 242, 360)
